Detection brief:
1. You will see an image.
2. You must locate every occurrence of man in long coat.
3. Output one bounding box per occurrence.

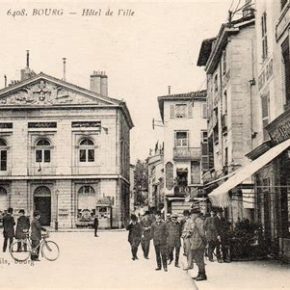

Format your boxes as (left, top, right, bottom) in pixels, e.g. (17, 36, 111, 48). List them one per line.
(151, 211, 168, 272)
(15, 209, 30, 251)
(185, 207, 207, 281)
(140, 211, 152, 259)
(204, 209, 219, 262)
(126, 214, 142, 260)
(167, 213, 182, 267)
(93, 214, 99, 237)
(3, 207, 15, 252)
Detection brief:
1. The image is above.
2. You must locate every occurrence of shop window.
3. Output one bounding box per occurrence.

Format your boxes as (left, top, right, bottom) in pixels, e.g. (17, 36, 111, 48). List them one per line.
(35, 139, 51, 163)
(0, 139, 7, 171)
(79, 138, 95, 163)
(175, 131, 188, 147)
(261, 12, 268, 61)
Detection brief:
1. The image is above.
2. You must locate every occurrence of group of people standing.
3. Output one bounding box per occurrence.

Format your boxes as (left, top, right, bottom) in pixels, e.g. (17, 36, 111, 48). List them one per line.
(2, 207, 47, 261)
(127, 206, 229, 282)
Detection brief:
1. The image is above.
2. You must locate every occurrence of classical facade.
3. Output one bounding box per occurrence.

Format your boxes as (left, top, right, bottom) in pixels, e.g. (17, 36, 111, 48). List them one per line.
(0, 64, 133, 229)
(157, 91, 207, 214)
(197, 10, 257, 223)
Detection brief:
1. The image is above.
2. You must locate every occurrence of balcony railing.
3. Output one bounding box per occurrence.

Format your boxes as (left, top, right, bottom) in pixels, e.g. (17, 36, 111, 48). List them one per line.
(173, 147, 201, 161)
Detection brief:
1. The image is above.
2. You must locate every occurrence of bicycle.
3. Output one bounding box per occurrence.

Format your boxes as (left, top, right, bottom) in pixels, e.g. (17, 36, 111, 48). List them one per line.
(9, 230, 60, 262)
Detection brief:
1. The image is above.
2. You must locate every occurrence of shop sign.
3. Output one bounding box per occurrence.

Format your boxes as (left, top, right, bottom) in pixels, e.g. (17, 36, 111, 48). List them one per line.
(258, 58, 273, 91)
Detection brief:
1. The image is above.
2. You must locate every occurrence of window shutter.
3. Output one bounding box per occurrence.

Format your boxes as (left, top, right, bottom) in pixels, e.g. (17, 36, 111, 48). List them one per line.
(188, 103, 193, 119)
(170, 105, 175, 119)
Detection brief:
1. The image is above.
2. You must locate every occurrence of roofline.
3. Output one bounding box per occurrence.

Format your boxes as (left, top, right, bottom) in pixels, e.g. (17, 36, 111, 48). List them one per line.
(198, 17, 255, 74)
(157, 90, 206, 121)
(0, 72, 134, 129)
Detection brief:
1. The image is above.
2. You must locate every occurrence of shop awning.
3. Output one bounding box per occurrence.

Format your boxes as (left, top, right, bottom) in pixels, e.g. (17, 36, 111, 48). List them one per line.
(209, 138, 290, 207)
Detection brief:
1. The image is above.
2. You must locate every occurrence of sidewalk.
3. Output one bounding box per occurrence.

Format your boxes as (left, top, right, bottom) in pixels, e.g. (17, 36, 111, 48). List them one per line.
(184, 258, 290, 290)
(48, 227, 126, 232)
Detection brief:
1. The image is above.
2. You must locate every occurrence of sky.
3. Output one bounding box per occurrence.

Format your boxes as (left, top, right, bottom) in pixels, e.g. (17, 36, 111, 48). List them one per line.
(0, 0, 234, 163)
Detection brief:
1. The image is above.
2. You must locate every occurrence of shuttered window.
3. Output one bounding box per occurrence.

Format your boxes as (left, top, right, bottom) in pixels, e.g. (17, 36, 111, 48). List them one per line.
(261, 92, 270, 139)
(282, 37, 290, 105)
(261, 12, 268, 61)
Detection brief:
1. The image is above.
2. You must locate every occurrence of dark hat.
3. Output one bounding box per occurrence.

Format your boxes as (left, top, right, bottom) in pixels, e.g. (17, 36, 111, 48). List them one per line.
(155, 210, 161, 216)
(130, 214, 138, 221)
(7, 207, 13, 214)
(183, 209, 190, 216)
(19, 209, 25, 214)
(33, 210, 40, 217)
(190, 207, 201, 214)
(216, 208, 224, 213)
(144, 210, 150, 216)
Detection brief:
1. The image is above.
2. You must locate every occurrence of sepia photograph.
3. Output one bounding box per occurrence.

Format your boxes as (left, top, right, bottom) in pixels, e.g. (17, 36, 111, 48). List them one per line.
(0, 0, 289, 289)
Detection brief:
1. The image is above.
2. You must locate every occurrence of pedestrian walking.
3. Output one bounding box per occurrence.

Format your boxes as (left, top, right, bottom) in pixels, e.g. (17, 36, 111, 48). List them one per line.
(181, 209, 190, 256)
(204, 209, 219, 262)
(2, 207, 15, 252)
(30, 210, 47, 261)
(15, 209, 30, 252)
(167, 213, 182, 267)
(126, 214, 142, 260)
(215, 208, 230, 262)
(93, 214, 99, 237)
(151, 211, 168, 272)
(140, 211, 152, 259)
(184, 207, 207, 281)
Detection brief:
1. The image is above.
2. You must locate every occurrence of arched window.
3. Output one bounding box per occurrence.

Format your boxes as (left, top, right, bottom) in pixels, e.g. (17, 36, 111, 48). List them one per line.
(77, 185, 96, 221)
(0, 138, 7, 171)
(36, 138, 51, 163)
(79, 138, 95, 162)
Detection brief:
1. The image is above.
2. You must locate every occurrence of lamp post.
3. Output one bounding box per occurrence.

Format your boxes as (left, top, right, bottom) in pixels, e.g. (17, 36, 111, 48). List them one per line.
(55, 189, 59, 231)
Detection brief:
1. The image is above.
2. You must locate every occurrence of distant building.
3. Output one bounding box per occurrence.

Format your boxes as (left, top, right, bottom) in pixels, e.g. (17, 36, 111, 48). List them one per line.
(197, 11, 257, 223)
(0, 56, 133, 229)
(147, 146, 164, 211)
(157, 90, 207, 214)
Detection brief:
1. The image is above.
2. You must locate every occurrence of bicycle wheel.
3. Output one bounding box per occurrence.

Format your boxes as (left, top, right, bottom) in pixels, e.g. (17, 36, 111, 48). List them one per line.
(41, 240, 59, 261)
(10, 240, 31, 262)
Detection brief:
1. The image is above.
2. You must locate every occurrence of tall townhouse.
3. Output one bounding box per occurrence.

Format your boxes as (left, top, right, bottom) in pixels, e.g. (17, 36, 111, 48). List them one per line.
(245, 0, 290, 260)
(197, 9, 257, 223)
(0, 59, 133, 229)
(157, 90, 207, 214)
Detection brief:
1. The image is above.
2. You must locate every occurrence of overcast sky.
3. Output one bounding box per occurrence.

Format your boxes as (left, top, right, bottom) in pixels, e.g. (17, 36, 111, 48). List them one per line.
(0, 0, 233, 163)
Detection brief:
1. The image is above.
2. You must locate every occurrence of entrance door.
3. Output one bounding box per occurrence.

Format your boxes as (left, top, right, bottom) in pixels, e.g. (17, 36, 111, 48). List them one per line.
(34, 186, 51, 226)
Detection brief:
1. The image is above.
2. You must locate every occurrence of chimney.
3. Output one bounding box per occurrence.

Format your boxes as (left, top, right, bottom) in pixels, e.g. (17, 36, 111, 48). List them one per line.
(100, 72, 108, 97)
(90, 71, 102, 95)
(26, 50, 30, 68)
(20, 50, 36, 81)
(4, 75, 7, 88)
(90, 71, 108, 97)
(168, 85, 171, 95)
(62, 57, 67, 81)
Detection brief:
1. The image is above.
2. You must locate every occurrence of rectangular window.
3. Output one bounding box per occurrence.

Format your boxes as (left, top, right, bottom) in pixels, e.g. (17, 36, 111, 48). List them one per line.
(191, 161, 200, 184)
(201, 131, 208, 143)
(214, 74, 219, 92)
(202, 103, 207, 119)
(88, 149, 95, 162)
(175, 132, 188, 147)
(36, 150, 42, 163)
(282, 37, 290, 105)
(261, 12, 268, 61)
(0, 150, 7, 171)
(222, 50, 227, 75)
(175, 104, 187, 118)
(261, 93, 270, 139)
(44, 150, 51, 163)
(79, 149, 86, 162)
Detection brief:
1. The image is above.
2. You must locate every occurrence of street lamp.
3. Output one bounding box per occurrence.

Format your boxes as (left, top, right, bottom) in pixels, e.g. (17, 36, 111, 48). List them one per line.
(55, 189, 59, 231)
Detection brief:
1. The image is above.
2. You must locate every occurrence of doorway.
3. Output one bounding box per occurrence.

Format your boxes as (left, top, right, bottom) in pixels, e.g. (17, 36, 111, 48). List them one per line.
(34, 186, 51, 226)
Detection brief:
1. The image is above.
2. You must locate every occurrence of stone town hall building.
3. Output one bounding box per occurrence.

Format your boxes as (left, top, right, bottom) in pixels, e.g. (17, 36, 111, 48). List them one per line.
(0, 61, 133, 229)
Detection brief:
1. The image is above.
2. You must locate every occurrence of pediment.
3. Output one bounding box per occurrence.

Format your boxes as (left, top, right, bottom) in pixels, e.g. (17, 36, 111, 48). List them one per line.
(0, 75, 116, 106)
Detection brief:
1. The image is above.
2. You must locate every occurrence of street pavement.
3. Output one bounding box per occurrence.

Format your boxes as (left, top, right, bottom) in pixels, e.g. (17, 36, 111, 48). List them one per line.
(0, 230, 289, 289)
(0, 231, 195, 290)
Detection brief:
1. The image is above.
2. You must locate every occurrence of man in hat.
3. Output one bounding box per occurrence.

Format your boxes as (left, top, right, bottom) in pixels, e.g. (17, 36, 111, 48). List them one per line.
(151, 211, 168, 272)
(167, 213, 182, 267)
(204, 209, 219, 262)
(2, 207, 15, 252)
(181, 209, 190, 256)
(30, 210, 47, 261)
(15, 209, 30, 252)
(93, 214, 99, 237)
(126, 214, 142, 260)
(140, 211, 152, 259)
(185, 207, 207, 281)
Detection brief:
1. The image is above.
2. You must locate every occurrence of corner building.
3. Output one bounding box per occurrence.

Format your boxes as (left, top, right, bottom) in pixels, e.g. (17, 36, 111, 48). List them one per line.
(0, 68, 133, 229)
